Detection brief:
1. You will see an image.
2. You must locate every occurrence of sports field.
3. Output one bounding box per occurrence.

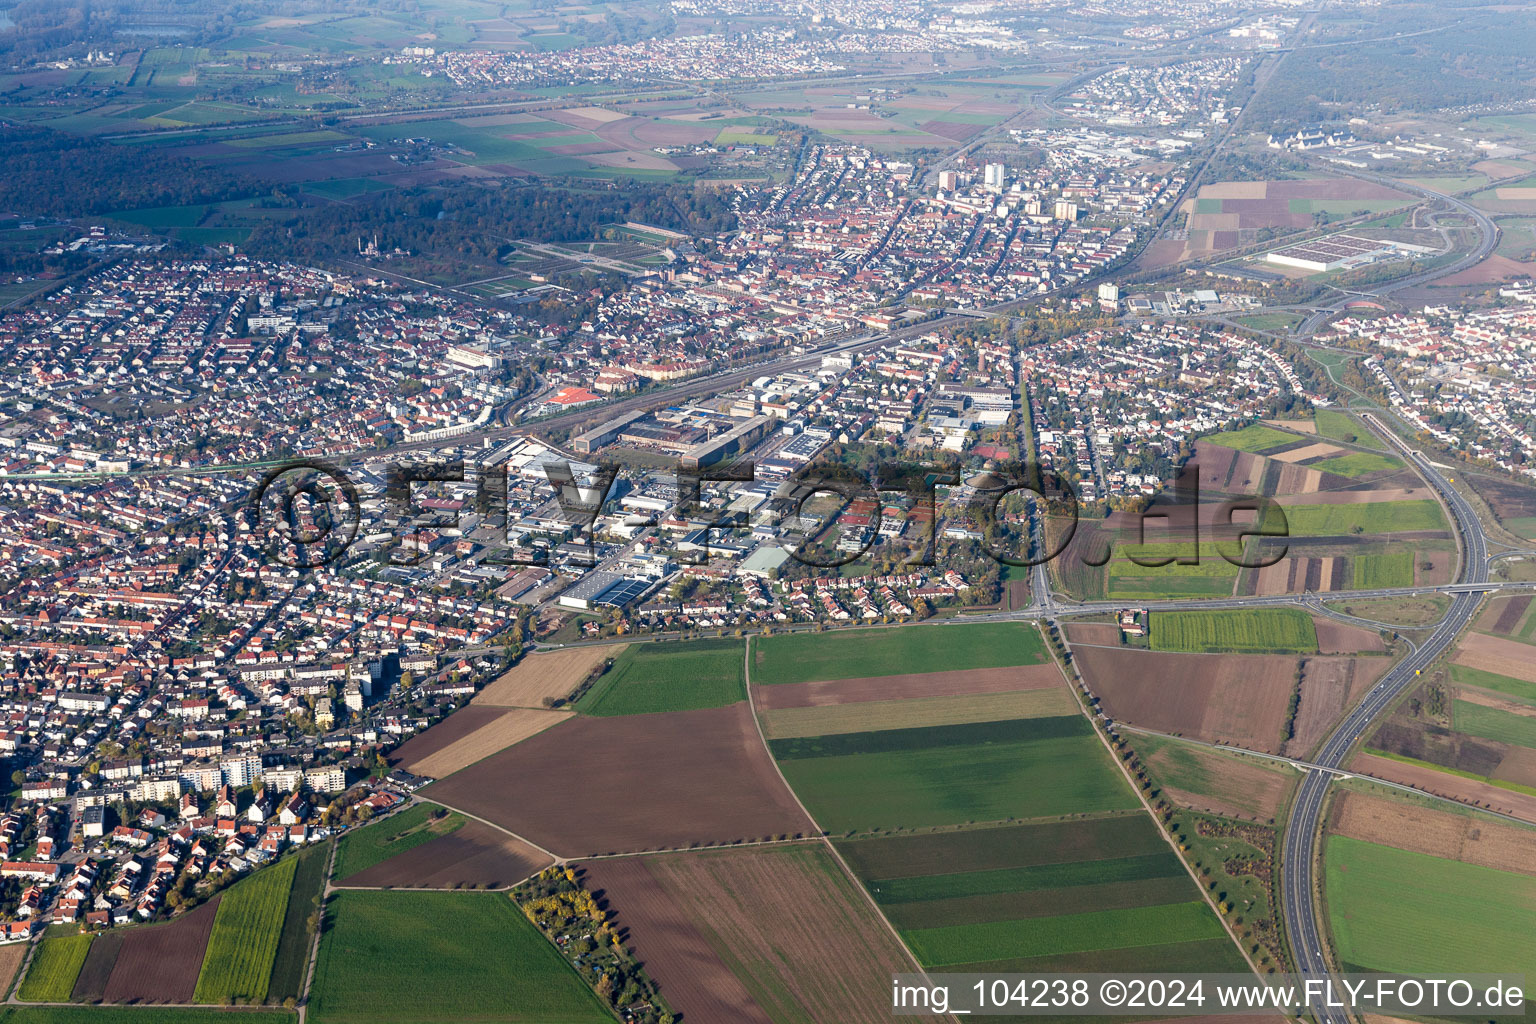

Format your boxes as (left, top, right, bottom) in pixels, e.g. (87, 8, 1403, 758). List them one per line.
(774, 716, 1136, 831)
(308, 891, 610, 1024)
(1326, 837, 1536, 988)
(576, 638, 745, 716)
(752, 622, 1046, 685)
(1150, 608, 1318, 653)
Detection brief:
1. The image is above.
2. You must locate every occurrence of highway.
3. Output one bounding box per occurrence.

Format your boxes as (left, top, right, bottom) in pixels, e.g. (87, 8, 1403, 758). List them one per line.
(1277, 411, 1489, 1024)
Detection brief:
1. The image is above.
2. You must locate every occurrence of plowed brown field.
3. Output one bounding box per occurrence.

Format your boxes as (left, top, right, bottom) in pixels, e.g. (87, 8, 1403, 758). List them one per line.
(102, 894, 221, 1003)
(341, 820, 551, 888)
(584, 843, 912, 1024)
(1331, 790, 1536, 875)
(1350, 753, 1536, 823)
(423, 703, 811, 856)
(1072, 647, 1296, 753)
(753, 663, 1063, 710)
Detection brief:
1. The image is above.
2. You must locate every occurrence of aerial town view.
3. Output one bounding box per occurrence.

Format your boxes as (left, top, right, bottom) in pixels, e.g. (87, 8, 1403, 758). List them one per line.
(0, 0, 1534, 1021)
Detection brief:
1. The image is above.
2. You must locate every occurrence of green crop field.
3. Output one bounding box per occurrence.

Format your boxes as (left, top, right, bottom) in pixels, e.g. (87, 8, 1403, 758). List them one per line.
(194, 854, 298, 1003)
(1449, 664, 1536, 703)
(308, 891, 610, 1024)
(1453, 700, 1536, 748)
(1313, 452, 1403, 477)
(1203, 423, 1298, 453)
(1282, 500, 1444, 536)
(870, 852, 1185, 904)
(1326, 837, 1536, 996)
(268, 843, 330, 1002)
(1353, 550, 1414, 589)
(715, 128, 778, 146)
(1150, 608, 1317, 653)
(837, 814, 1243, 971)
(903, 901, 1226, 966)
(752, 622, 1046, 685)
(776, 719, 1136, 831)
(0, 1010, 295, 1023)
(17, 935, 93, 1002)
(334, 802, 465, 880)
(1313, 409, 1383, 448)
(770, 715, 1089, 760)
(576, 638, 745, 716)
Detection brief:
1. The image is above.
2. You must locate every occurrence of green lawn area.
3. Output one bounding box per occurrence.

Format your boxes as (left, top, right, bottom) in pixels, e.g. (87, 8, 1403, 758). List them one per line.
(1454, 700, 1536, 748)
(1203, 423, 1299, 454)
(776, 719, 1137, 832)
(1150, 608, 1317, 653)
(1313, 452, 1402, 477)
(752, 622, 1046, 685)
(715, 128, 777, 146)
(1282, 500, 1445, 536)
(1326, 836, 1536, 1008)
(308, 891, 611, 1024)
(1314, 409, 1386, 450)
(193, 854, 297, 1004)
(576, 638, 745, 716)
(1353, 550, 1415, 589)
(17, 934, 93, 1002)
(333, 802, 465, 880)
(1449, 664, 1536, 703)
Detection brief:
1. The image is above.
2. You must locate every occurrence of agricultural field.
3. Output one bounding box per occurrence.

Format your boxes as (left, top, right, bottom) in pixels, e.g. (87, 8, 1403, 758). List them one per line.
(268, 844, 330, 1002)
(1282, 500, 1445, 536)
(17, 935, 93, 1002)
(837, 816, 1246, 973)
(334, 802, 467, 881)
(1073, 645, 1389, 755)
(1314, 408, 1387, 449)
(101, 896, 222, 1003)
(0, 1012, 294, 1023)
(1311, 452, 1402, 477)
(1351, 549, 1415, 589)
(1326, 836, 1536, 1018)
(576, 638, 745, 716)
(192, 854, 298, 1004)
(309, 891, 610, 1024)
(759, 688, 1077, 740)
(1178, 177, 1415, 260)
(583, 843, 913, 1023)
(1200, 423, 1299, 454)
(473, 646, 619, 707)
(751, 622, 1046, 685)
(1130, 733, 1296, 821)
(423, 703, 812, 855)
(341, 819, 550, 890)
(1150, 608, 1318, 653)
(772, 715, 1137, 832)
